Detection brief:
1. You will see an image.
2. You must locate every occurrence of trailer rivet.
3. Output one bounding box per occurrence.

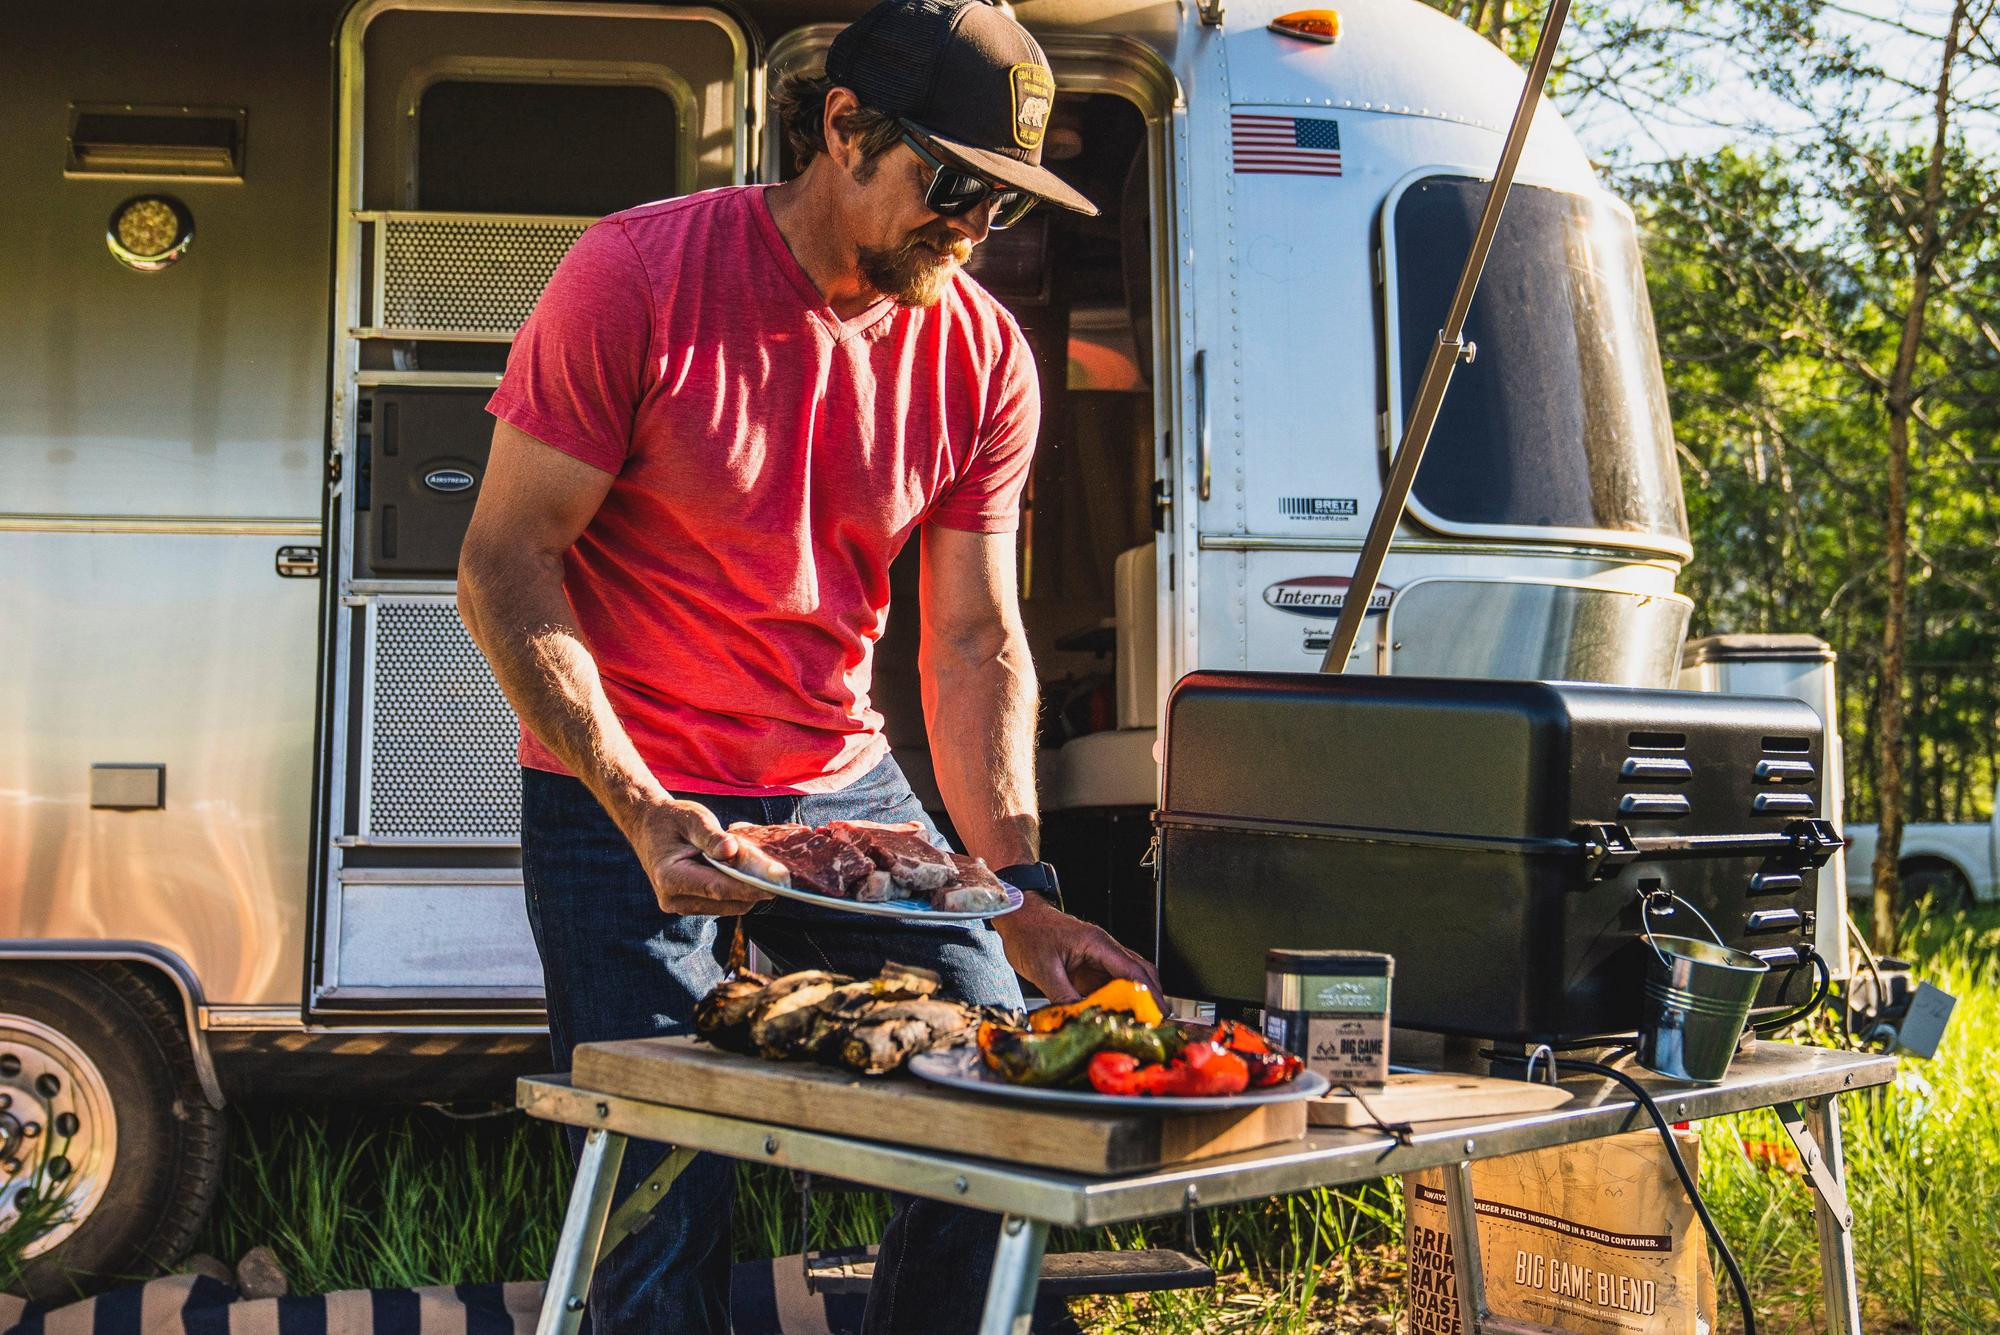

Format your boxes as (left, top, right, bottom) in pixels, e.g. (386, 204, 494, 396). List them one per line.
(565, 1296, 585, 1312)
(954, 1176, 969, 1194)
(1844, 1075, 1853, 1086)
(764, 1136, 779, 1155)
(1464, 1139, 1475, 1155)
(1184, 1185, 1199, 1206)
(595, 1102, 609, 1119)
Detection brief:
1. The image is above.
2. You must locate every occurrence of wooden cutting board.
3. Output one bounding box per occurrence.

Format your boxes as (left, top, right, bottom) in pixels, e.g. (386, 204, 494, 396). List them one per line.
(1307, 1071, 1574, 1128)
(573, 1036, 1305, 1176)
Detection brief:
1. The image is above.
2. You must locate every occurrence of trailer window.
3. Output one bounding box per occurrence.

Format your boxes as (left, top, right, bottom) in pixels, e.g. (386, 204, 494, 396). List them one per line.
(419, 80, 680, 216)
(1388, 176, 1688, 550)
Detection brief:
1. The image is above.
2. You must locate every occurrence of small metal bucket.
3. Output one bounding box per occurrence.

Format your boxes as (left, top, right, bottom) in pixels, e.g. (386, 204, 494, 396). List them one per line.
(1636, 895, 1769, 1084)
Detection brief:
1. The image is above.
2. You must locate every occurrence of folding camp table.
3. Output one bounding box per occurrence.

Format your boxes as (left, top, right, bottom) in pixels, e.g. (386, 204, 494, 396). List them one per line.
(519, 1040, 1894, 1335)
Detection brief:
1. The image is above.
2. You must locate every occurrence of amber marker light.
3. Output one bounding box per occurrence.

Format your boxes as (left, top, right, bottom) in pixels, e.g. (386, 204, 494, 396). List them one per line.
(107, 194, 194, 272)
(1270, 9, 1342, 43)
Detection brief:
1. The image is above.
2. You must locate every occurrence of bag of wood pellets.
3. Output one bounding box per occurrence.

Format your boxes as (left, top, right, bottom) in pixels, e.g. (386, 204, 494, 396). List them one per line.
(1403, 1128, 1717, 1334)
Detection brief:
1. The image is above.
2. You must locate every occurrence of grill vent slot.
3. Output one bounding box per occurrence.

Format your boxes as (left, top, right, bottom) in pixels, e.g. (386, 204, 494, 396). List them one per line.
(1629, 730, 1686, 751)
(1752, 792, 1816, 816)
(1761, 735, 1811, 753)
(1619, 792, 1690, 818)
(1753, 758, 1817, 784)
(1620, 756, 1693, 783)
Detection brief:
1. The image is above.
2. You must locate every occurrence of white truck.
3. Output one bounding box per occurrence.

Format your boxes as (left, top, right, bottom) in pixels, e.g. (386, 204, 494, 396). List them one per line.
(1846, 795, 2000, 911)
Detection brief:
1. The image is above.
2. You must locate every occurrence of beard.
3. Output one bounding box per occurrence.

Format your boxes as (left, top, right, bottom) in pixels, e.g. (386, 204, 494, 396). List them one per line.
(857, 220, 972, 309)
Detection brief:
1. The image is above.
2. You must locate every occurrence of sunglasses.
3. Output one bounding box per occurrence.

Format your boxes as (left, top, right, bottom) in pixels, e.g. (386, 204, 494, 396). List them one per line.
(899, 123, 1038, 230)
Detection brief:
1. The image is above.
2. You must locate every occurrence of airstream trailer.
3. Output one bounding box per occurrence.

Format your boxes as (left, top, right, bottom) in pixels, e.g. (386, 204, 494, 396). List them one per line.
(3, 0, 1746, 1286)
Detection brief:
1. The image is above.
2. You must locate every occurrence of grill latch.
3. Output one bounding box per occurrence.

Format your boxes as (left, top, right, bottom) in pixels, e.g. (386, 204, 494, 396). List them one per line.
(1573, 823, 1640, 881)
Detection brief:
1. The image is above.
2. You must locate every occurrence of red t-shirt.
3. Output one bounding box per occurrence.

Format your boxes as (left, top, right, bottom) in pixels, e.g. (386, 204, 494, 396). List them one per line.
(487, 186, 1039, 796)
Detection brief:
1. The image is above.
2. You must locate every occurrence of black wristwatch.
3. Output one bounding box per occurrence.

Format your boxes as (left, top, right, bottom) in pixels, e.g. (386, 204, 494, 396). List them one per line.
(993, 861, 1063, 910)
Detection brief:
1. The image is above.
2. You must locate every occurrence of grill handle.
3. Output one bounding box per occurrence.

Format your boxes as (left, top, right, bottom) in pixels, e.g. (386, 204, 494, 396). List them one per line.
(1574, 819, 1842, 882)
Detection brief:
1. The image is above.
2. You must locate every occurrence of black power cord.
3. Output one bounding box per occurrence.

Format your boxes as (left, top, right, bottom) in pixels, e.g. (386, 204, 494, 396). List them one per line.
(1753, 950, 1832, 1035)
(1563, 1057, 1756, 1335)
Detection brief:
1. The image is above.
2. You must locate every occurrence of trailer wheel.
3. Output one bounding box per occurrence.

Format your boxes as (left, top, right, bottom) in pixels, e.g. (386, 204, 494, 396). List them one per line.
(0, 964, 225, 1300)
(1901, 861, 1973, 915)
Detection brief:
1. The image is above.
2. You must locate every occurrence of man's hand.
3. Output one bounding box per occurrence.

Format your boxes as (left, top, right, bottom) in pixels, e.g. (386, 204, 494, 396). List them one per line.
(991, 894, 1163, 1003)
(621, 797, 774, 917)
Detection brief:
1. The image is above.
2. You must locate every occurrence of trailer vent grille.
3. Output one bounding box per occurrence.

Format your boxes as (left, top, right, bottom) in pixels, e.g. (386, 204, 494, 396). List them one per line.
(363, 597, 520, 842)
(373, 213, 591, 338)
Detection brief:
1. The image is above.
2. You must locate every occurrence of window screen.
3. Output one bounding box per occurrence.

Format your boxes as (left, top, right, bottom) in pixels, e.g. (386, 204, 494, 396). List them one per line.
(1390, 176, 1688, 545)
(419, 81, 680, 216)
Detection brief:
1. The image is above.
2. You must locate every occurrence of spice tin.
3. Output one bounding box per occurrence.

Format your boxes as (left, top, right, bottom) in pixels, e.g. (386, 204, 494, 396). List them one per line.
(1263, 948, 1394, 1089)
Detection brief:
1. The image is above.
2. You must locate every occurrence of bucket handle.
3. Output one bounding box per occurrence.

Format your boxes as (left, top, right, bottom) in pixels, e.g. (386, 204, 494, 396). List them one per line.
(1638, 886, 1726, 969)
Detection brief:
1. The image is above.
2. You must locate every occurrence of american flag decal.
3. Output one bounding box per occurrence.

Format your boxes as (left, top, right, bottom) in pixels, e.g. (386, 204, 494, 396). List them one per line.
(1232, 113, 1343, 176)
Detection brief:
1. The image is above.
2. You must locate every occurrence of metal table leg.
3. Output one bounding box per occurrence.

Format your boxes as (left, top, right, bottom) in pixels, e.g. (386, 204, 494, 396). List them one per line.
(976, 1214, 1050, 1335)
(1441, 1161, 1565, 1335)
(536, 1128, 629, 1335)
(1804, 1095, 1863, 1335)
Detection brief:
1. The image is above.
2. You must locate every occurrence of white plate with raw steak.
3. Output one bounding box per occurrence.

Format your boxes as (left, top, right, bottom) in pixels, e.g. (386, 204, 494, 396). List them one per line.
(703, 819, 1025, 921)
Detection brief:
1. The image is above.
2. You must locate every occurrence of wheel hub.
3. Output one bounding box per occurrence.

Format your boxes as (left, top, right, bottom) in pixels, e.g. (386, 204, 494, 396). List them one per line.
(0, 1014, 118, 1258)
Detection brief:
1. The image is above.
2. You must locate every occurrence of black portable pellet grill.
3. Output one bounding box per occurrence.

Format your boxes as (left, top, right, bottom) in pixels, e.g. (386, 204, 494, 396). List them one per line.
(1154, 671, 1841, 1044)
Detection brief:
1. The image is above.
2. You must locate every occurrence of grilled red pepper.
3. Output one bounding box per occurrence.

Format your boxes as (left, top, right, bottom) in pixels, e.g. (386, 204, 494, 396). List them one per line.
(1087, 1038, 1251, 1097)
(1211, 1020, 1304, 1088)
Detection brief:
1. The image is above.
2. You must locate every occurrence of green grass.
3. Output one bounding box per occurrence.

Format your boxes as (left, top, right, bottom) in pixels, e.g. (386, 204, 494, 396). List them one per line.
(108, 911, 2000, 1330)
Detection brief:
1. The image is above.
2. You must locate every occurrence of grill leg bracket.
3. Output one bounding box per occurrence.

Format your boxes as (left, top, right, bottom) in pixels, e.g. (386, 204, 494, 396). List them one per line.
(1785, 1096, 1862, 1335)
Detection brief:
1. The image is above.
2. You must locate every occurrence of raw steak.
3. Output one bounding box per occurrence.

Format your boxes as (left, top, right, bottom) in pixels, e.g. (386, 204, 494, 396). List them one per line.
(938, 855, 1012, 914)
(828, 820, 958, 893)
(726, 823, 874, 898)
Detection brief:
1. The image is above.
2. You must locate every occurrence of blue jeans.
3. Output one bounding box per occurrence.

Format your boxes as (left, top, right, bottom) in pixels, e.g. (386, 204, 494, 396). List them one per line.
(521, 756, 1026, 1334)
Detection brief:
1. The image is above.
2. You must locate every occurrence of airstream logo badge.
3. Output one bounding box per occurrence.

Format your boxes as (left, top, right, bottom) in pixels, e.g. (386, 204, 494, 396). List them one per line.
(1262, 576, 1392, 619)
(423, 468, 476, 493)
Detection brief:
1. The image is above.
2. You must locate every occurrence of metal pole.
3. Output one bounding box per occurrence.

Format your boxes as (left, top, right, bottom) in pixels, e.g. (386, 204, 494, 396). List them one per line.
(1805, 1096, 1864, 1335)
(535, 1128, 628, 1335)
(976, 1214, 1050, 1335)
(1442, 1161, 1487, 1335)
(1319, 0, 1574, 674)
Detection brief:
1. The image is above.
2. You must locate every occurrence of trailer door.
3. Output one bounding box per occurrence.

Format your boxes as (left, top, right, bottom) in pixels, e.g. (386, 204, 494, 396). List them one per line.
(311, 0, 748, 1023)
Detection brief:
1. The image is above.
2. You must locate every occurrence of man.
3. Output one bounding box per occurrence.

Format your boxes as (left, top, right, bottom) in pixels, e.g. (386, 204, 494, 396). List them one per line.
(457, 0, 1160, 1329)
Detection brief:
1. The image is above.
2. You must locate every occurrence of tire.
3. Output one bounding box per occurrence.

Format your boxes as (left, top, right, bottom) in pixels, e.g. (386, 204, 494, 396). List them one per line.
(1901, 862, 1974, 916)
(0, 963, 226, 1301)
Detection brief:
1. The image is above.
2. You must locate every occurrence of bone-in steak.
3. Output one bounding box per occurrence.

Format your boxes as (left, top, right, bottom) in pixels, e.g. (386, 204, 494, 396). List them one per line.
(727, 823, 874, 898)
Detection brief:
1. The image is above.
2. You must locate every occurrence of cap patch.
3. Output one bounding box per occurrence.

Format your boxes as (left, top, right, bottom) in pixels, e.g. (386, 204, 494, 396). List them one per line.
(1009, 63, 1054, 151)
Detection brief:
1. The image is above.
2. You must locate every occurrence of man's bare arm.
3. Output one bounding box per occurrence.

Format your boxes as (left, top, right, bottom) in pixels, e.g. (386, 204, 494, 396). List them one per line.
(919, 525, 1160, 1001)
(458, 419, 771, 914)
(918, 525, 1039, 869)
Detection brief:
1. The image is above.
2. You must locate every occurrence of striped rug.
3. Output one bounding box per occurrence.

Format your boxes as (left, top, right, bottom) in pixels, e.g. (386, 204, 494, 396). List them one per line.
(0, 1275, 544, 1334)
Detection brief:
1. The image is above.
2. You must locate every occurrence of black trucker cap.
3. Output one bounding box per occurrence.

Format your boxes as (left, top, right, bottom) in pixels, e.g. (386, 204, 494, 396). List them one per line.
(826, 0, 1100, 216)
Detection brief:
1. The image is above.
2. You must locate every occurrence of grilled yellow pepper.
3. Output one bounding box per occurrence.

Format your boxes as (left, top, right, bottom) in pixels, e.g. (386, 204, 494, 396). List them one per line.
(1028, 978, 1164, 1032)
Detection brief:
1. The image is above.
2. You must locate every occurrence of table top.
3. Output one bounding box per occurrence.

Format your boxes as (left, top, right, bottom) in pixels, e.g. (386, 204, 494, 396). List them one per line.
(518, 1041, 1896, 1229)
